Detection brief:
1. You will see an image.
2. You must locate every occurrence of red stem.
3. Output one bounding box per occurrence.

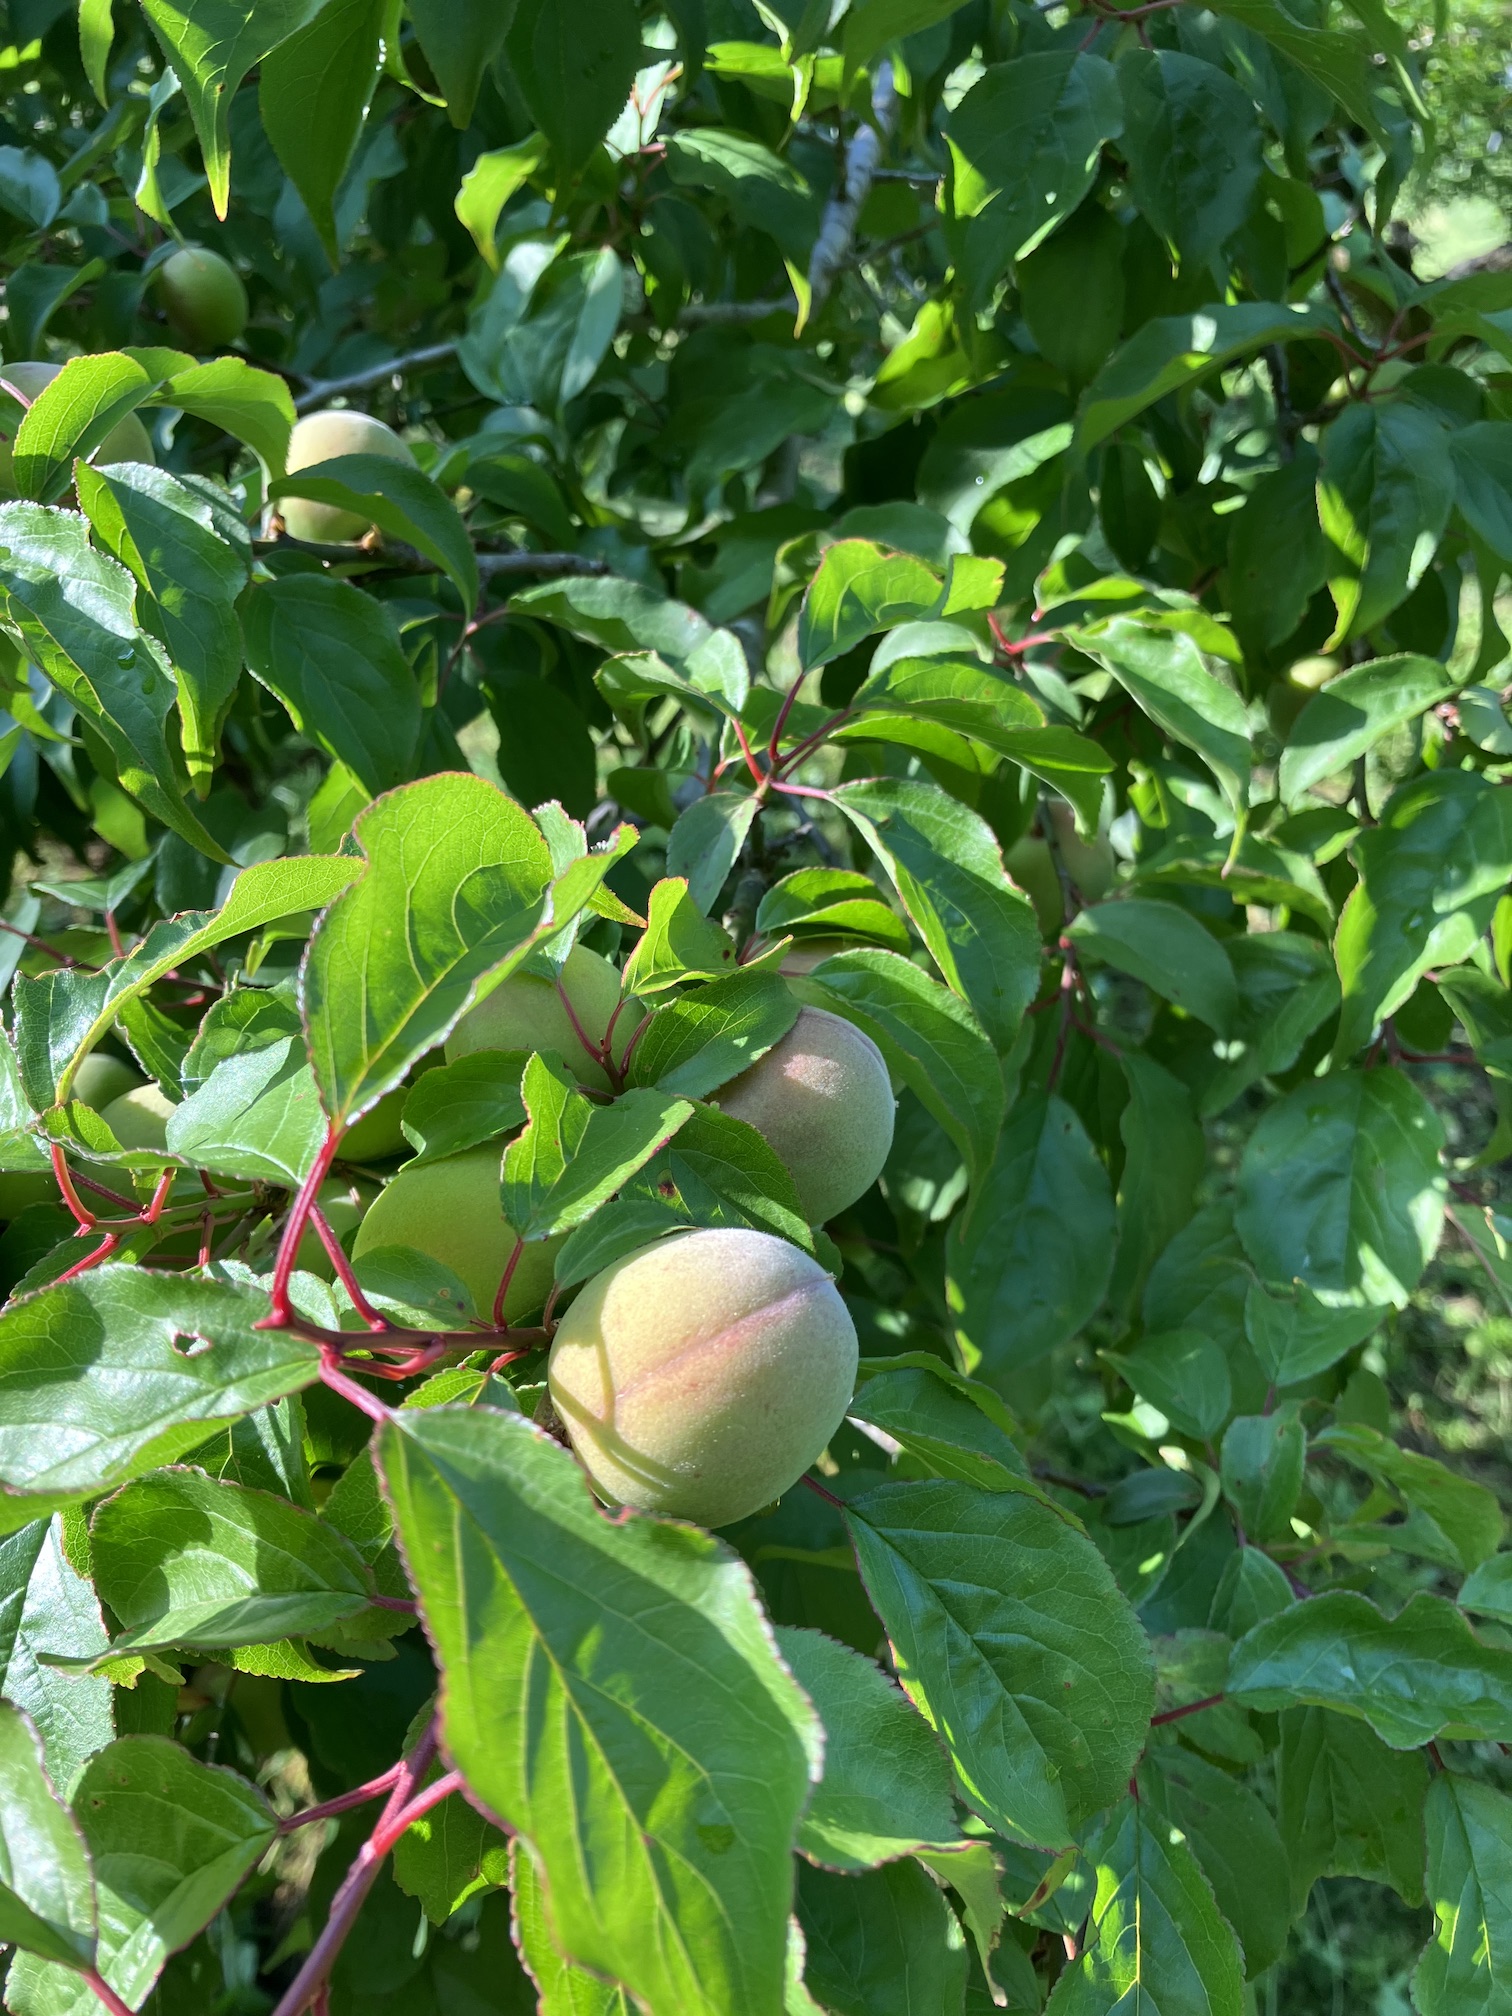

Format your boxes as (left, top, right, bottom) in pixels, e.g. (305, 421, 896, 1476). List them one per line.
(317, 1351, 390, 1425)
(766, 670, 807, 768)
(616, 1009, 655, 1078)
(279, 1763, 404, 1834)
(269, 1727, 440, 2016)
(51, 1145, 96, 1229)
(774, 705, 854, 777)
(491, 1236, 525, 1329)
(309, 1204, 387, 1329)
(554, 977, 608, 1073)
(1150, 1693, 1224, 1727)
(801, 1473, 845, 1510)
(731, 719, 767, 789)
(771, 780, 832, 803)
(262, 1129, 342, 1326)
(55, 1232, 121, 1283)
(142, 1167, 175, 1224)
(82, 1973, 133, 2016)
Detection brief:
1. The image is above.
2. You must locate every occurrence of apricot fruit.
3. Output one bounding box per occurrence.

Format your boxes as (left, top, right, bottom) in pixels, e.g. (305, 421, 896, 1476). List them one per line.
(156, 247, 248, 350)
(281, 409, 416, 543)
(351, 1143, 556, 1322)
(712, 1006, 894, 1224)
(340, 1084, 408, 1162)
(99, 1083, 177, 1152)
(548, 1227, 858, 1527)
(72, 1053, 143, 1110)
(0, 361, 154, 494)
(445, 943, 626, 1091)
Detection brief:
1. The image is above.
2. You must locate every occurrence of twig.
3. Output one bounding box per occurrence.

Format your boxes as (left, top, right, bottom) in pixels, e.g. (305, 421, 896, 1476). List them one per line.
(279, 1763, 404, 1834)
(254, 532, 609, 581)
(294, 343, 459, 414)
(82, 1973, 133, 2016)
(1150, 1693, 1224, 1727)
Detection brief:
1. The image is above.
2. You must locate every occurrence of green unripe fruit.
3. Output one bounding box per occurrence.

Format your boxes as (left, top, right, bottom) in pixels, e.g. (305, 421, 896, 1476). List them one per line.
(351, 1144, 557, 1322)
(1004, 835, 1063, 936)
(156, 247, 248, 350)
(548, 1227, 858, 1527)
(99, 1083, 177, 1151)
(341, 1085, 409, 1162)
(0, 361, 154, 495)
(72, 1054, 143, 1110)
(281, 409, 416, 544)
(446, 944, 626, 1091)
(712, 1006, 894, 1225)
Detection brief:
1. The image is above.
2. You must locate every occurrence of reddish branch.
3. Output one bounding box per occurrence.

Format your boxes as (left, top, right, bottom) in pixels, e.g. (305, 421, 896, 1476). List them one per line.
(1150, 1693, 1225, 1727)
(82, 1972, 134, 2016)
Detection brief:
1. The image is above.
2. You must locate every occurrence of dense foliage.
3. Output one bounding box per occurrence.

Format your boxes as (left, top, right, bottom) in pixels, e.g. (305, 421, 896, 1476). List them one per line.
(0, 0, 1508, 2011)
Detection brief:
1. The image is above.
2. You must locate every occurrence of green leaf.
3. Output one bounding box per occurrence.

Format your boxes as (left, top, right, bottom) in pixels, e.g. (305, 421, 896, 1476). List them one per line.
(139, 0, 325, 215)
(1234, 1067, 1446, 1309)
(1318, 400, 1456, 644)
(7, 1737, 276, 2012)
(150, 356, 295, 476)
(1069, 614, 1252, 811)
(1228, 451, 1330, 663)
(845, 1479, 1154, 1850)
(454, 136, 548, 268)
(775, 1626, 962, 1870)
(946, 1094, 1115, 1375)
(269, 454, 478, 613)
(513, 575, 742, 691)
(833, 779, 1040, 1052)
(1279, 653, 1451, 804)
(1107, 1051, 1206, 1317)
(14, 855, 357, 1111)
(243, 573, 421, 796)
(1278, 1706, 1428, 1910)
(1220, 1406, 1306, 1543)
(1414, 1774, 1512, 2016)
(259, 0, 385, 260)
(841, 0, 971, 79)
(1450, 420, 1512, 564)
(0, 503, 232, 863)
(409, 0, 519, 129)
(165, 1034, 324, 1187)
(1139, 1745, 1291, 1978)
(1076, 303, 1339, 452)
(755, 870, 908, 954)
(0, 1268, 319, 1533)
(621, 878, 742, 997)
(1242, 1279, 1383, 1387)
(79, 1468, 373, 1663)
(1201, 0, 1385, 136)
(945, 52, 1123, 312)
(916, 386, 1074, 533)
(0, 1702, 95, 1971)
(398, 1052, 529, 1167)
(300, 773, 557, 1129)
(795, 1857, 970, 2015)
(1228, 1590, 1512, 1747)
(552, 1104, 814, 1288)
(849, 1355, 1028, 1491)
(461, 244, 624, 414)
(1199, 932, 1341, 1118)
(1068, 899, 1236, 1035)
(74, 462, 249, 790)
(511, 1841, 632, 2014)
(11, 352, 158, 503)
(1460, 1554, 1512, 1629)
(1333, 771, 1512, 1058)
(0, 1518, 114, 1793)
(795, 949, 1002, 1193)
(507, 1069, 693, 1241)
(1045, 1795, 1244, 2016)
(393, 1771, 509, 1925)
(377, 1405, 822, 2016)
(664, 130, 820, 266)
(1103, 1331, 1231, 1442)
(1316, 1421, 1504, 1572)
(503, 0, 640, 179)
(665, 792, 760, 915)
(1119, 48, 1262, 265)
(797, 540, 943, 671)
(626, 973, 799, 1100)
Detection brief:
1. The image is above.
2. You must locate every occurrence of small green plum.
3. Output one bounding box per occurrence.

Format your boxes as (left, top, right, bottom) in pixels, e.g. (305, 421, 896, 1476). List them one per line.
(156, 247, 248, 350)
(99, 1084, 177, 1151)
(445, 943, 627, 1091)
(711, 1006, 894, 1225)
(0, 361, 154, 495)
(281, 409, 416, 544)
(548, 1227, 858, 1528)
(71, 1053, 143, 1110)
(351, 1144, 557, 1322)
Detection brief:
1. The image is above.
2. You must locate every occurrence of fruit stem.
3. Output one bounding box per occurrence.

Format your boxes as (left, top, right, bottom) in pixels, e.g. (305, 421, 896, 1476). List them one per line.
(491, 1237, 524, 1329)
(81, 1972, 133, 2016)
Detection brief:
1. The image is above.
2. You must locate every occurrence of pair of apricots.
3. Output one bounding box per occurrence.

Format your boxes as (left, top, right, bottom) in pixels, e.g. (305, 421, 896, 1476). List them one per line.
(353, 949, 893, 1526)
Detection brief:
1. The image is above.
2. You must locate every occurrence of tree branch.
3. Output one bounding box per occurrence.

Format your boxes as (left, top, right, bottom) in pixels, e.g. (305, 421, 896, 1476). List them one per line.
(254, 532, 609, 581)
(294, 343, 459, 414)
(806, 60, 899, 320)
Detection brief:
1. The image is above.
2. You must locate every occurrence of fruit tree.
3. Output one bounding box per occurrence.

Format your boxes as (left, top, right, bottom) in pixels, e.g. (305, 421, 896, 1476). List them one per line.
(0, 2, 1506, 2012)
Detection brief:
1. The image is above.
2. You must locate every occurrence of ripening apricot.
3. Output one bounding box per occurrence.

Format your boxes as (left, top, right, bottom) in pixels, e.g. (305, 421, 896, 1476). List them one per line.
(281, 409, 416, 543)
(548, 1227, 858, 1527)
(156, 247, 248, 350)
(72, 1053, 143, 1110)
(712, 1006, 894, 1224)
(0, 361, 154, 494)
(351, 1143, 556, 1322)
(340, 1084, 408, 1162)
(445, 943, 626, 1091)
(99, 1083, 177, 1151)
